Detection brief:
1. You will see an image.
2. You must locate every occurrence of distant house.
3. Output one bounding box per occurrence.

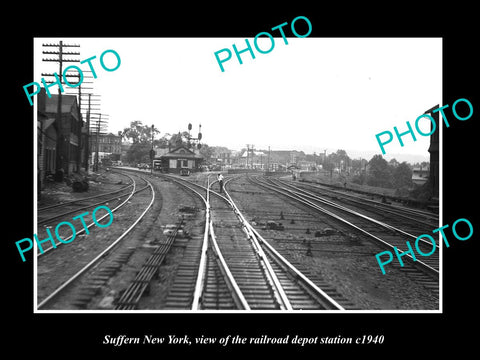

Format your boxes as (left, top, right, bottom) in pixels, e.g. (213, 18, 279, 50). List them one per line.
(412, 165, 429, 186)
(241, 150, 267, 169)
(90, 133, 122, 162)
(157, 146, 203, 173)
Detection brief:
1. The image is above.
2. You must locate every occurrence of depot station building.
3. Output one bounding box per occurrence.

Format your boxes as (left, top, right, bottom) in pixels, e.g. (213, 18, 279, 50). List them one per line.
(154, 145, 203, 173)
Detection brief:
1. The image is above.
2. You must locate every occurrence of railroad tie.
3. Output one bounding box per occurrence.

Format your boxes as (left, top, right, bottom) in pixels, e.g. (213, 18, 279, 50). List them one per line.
(114, 225, 182, 309)
(72, 247, 136, 309)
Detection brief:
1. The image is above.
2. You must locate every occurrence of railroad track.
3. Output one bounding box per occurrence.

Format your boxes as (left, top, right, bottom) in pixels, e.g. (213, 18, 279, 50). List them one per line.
(37, 172, 156, 310)
(37, 171, 134, 226)
(278, 177, 439, 232)
(36, 171, 151, 256)
(114, 221, 184, 310)
(159, 173, 345, 311)
(248, 175, 440, 282)
(159, 175, 244, 310)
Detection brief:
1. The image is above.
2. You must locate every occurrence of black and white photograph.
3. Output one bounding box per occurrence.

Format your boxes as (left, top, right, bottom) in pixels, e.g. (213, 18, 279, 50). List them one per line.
(6, 6, 478, 356)
(33, 37, 442, 312)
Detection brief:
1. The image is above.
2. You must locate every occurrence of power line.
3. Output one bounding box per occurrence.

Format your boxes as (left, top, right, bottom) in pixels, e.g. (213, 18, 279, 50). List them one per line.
(42, 41, 82, 176)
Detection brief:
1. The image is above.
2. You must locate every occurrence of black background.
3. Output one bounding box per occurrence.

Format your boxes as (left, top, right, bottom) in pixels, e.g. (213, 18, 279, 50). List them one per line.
(6, 3, 478, 356)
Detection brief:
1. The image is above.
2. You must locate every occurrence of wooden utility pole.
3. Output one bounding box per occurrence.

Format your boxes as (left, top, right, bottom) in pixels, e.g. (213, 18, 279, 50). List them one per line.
(42, 41, 80, 177)
(80, 93, 101, 173)
(267, 146, 270, 172)
(90, 113, 109, 172)
(65, 72, 95, 174)
(95, 114, 101, 172)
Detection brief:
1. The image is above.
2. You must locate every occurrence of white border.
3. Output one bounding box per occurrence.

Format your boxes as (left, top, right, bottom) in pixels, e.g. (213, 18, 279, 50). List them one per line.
(33, 37, 443, 314)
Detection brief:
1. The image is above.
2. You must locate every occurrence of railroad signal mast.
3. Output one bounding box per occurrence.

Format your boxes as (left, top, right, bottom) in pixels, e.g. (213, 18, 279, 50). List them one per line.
(186, 123, 203, 150)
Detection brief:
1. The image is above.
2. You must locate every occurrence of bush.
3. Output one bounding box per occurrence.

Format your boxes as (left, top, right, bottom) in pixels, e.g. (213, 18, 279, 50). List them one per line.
(351, 173, 365, 185)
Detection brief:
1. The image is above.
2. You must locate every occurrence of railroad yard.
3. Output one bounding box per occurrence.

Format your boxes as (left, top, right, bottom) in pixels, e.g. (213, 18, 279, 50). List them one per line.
(36, 168, 440, 311)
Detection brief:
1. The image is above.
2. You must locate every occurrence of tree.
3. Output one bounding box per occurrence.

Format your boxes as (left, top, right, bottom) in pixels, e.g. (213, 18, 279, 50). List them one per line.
(367, 154, 393, 188)
(122, 120, 160, 144)
(389, 158, 400, 168)
(199, 143, 214, 162)
(351, 158, 367, 174)
(323, 161, 335, 178)
(124, 142, 150, 164)
(392, 162, 413, 188)
(168, 131, 190, 148)
(122, 121, 160, 164)
(326, 149, 351, 172)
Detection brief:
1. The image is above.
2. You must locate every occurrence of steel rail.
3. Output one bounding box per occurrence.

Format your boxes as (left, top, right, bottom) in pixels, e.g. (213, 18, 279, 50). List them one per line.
(248, 225, 345, 310)
(191, 176, 211, 310)
(37, 177, 155, 310)
(120, 171, 346, 310)
(269, 177, 432, 245)
(207, 220, 251, 310)
(37, 187, 138, 225)
(38, 183, 133, 212)
(185, 175, 292, 310)
(115, 222, 182, 310)
(157, 174, 249, 310)
(289, 176, 440, 220)
(170, 174, 345, 310)
(165, 174, 290, 310)
(278, 178, 439, 228)
(222, 187, 293, 310)
(249, 175, 439, 278)
(270, 177, 441, 255)
(37, 173, 140, 257)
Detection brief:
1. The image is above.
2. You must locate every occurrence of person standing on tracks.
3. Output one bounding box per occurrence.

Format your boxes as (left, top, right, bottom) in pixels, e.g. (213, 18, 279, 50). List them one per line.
(217, 173, 224, 193)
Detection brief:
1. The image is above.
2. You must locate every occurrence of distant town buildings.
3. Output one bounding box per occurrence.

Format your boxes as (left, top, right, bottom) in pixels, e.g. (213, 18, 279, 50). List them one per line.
(411, 165, 430, 186)
(89, 132, 122, 163)
(37, 88, 84, 189)
(202, 148, 323, 172)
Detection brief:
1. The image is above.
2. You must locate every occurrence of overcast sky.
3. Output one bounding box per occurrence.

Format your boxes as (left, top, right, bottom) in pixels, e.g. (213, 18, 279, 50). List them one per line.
(34, 37, 442, 162)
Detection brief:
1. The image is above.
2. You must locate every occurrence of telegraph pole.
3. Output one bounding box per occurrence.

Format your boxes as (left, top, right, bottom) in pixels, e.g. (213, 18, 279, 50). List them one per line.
(65, 71, 95, 173)
(95, 114, 101, 173)
(85, 94, 92, 173)
(267, 146, 270, 173)
(80, 93, 101, 173)
(151, 124, 154, 175)
(90, 113, 109, 172)
(42, 41, 80, 177)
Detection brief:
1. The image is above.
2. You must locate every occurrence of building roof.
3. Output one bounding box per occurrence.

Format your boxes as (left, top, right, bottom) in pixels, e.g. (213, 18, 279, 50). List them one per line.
(412, 166, 430, 172)
(241, 150, 266, 157)
(44, 94, 79, 120)
(43, 118, 56, 131)
(159, 146, 203, 159)
(154, 147, 170, 157)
